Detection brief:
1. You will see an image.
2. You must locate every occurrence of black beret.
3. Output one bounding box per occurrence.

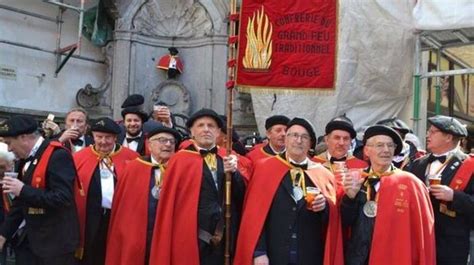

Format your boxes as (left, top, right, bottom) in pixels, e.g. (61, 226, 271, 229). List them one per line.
(428, 115, 467, 137)
(90, 117, 121, 135)
(147, 125, 181, 144)
(287, 117, 317, 149)
(325, 115, 356, 139)
(0, 115, 38, 137)
(121, 94, 145, 108)
(265, 115, 290, 130)
(121, 107, 149, 123)
(363, 125, 403, 155)
(376, 117, 412, 134)
(186, 108, 223, 129)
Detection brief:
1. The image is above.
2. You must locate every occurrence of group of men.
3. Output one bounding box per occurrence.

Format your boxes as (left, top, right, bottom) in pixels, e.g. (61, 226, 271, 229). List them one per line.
(0, 94, 472, 265)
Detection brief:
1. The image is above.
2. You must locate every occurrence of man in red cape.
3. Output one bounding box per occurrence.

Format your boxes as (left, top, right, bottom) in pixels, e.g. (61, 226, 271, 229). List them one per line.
(312, 115, 368, 199)
(341, 125, 435, 265)
(234, 117, 344, 265)
(105, 125, 181, 265)
(73, 117, 138, 265)
(246, 115, 289, 164)
(149, 108, 246, 265)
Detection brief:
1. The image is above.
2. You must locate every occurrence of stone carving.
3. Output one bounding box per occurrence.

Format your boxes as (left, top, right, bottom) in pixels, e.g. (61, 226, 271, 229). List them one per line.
(151, 80, 191, 115)
(76, 43, 113, 108)
(132, 0, 213, 37)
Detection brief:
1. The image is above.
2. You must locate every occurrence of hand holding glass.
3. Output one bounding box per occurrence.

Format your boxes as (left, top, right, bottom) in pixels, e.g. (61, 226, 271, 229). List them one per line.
(306, 186, 321, 210)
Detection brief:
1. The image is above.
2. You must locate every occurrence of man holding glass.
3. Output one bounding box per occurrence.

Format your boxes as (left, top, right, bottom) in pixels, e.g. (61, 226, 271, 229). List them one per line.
(234, 117, 342, 265)
(341, 125, 435, 265)
(106, 125, 181, 265)
(0, 115, 79, 265)
(46, 108, 93, 153)
(408, 115, 473, 265)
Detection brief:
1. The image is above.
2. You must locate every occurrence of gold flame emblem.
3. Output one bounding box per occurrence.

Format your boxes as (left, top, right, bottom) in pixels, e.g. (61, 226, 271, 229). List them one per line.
(243, 6, 273, 71)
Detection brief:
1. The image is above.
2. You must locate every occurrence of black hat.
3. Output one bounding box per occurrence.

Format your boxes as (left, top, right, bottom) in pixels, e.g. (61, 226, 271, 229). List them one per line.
(186, 108, 223, 129)
(121, 107, 149, 123)
(147, 124, 181, 144)
(363, 125, 403, 155)
(325, 115, 356, 139)
(287, 117, 317, 149)
(90, 117, 121, 135)
(265, 115, 290, 130)
(0, 115, 38, 137)
(121, 94, 145, 108)
(428, 115, 467, 137)
(376, 117, 412, 134)
(168, 47, 179, 55)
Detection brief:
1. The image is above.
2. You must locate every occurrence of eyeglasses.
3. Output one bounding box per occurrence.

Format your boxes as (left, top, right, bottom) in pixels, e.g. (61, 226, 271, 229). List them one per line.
(150, 137, 176, 145)
(426, 128, 443, 135)
(287, 133, 311, 142)
(366, 142, 397, 150)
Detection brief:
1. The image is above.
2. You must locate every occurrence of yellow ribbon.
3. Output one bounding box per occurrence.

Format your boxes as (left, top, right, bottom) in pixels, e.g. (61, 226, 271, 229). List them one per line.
(204, 153, 217, 171)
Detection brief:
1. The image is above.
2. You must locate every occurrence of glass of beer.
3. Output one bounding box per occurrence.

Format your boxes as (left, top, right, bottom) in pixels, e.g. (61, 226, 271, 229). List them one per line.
(306, 186, 321, 210)
(347, 168, 362, 188)
(428, 175, 441, 187)
(333, 161, 347, 186)
(3, 172, 18, 200)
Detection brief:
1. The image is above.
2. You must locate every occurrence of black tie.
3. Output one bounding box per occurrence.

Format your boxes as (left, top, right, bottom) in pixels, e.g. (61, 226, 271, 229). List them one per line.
(126, 137, 140, 143)
(290, 162, 308, 170)
(428, 155, 447, 164)
(199, 147, 218, 156)
(330, 156, 347, 163)
(71, 138, 84, 146)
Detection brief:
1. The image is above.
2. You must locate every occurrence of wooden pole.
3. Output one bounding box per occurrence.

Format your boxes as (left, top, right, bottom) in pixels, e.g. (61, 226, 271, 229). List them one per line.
(224, 0, 238, 263)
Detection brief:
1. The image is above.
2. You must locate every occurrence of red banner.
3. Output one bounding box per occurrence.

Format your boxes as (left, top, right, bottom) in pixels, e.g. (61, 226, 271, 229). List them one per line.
(236, 0, 338, 91)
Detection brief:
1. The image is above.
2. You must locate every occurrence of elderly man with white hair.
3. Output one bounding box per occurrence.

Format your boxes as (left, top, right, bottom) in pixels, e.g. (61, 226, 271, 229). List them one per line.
(0, 142, 15, 264)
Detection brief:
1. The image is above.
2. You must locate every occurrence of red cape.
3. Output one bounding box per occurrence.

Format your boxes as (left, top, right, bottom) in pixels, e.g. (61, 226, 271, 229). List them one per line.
(157, 54, 184, 73)
(105, 158, 154, 265)
(73, 145, 139, 258)
(233, 156, 344, 265)
(148, 149, 203, 265)
(369, 171, 436, 265)
(245, 143, 274, 164)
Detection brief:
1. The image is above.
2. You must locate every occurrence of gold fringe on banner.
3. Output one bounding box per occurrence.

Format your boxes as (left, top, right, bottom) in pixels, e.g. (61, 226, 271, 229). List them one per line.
(236, 86, 336, 96)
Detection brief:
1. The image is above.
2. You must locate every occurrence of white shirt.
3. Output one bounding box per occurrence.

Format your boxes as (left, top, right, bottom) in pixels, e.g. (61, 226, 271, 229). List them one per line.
(72, 135, 86, 153)
(426, 147, 458, 177)
(122, 132, 142, 152)
(23, 136, 44, 173)
(99, 159, 115, 209)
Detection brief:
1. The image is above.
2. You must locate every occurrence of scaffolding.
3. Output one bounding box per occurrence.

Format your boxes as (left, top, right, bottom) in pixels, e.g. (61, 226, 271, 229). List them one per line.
(0, 0, 104, 77)
(412, 28, 474, 138)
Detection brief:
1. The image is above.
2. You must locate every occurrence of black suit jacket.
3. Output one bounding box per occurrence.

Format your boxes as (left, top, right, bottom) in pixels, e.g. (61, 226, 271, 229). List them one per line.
(0, 139, 79, 258)
(409, 150, 473, 264)
(255, 172, 327, 265)
(195, 150, 246, 264)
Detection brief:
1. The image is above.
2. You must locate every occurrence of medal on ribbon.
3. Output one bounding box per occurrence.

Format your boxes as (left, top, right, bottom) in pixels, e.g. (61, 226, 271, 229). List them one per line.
(363, 200, 377, 218)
